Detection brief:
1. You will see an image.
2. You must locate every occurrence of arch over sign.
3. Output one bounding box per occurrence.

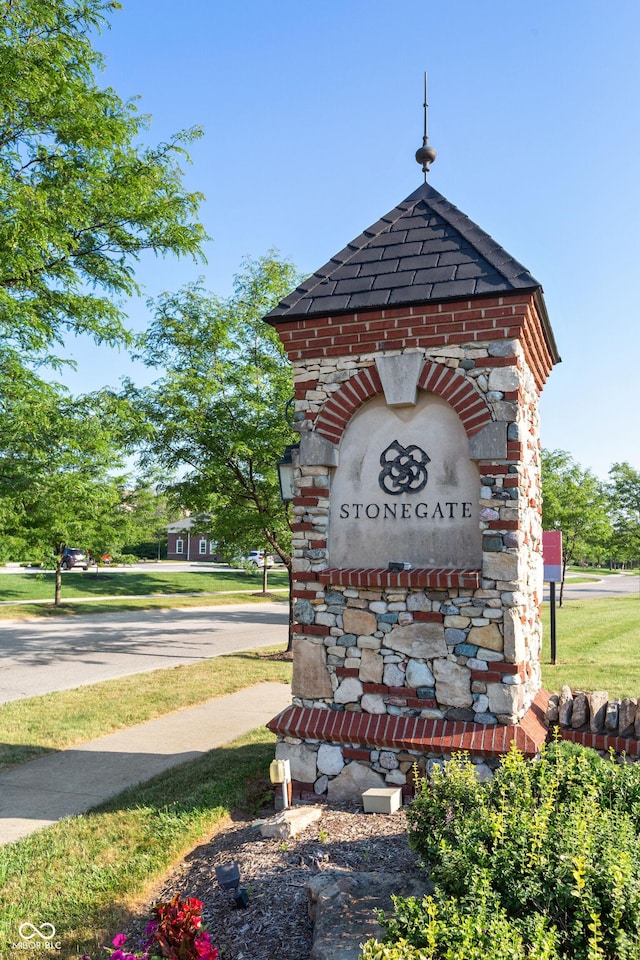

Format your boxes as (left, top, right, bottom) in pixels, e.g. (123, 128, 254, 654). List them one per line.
(315, 360, 492, 445)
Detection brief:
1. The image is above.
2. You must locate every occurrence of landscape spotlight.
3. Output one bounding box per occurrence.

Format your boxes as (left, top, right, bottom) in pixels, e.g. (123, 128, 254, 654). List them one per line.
(215, 861, 249, 909)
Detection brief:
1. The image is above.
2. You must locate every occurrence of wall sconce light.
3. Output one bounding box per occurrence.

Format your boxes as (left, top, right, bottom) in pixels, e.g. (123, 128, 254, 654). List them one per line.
(277, 444, 299, 503)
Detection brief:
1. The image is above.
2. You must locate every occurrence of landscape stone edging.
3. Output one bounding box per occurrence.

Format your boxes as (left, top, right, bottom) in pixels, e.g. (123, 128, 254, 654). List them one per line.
(547, 686, 640, 757)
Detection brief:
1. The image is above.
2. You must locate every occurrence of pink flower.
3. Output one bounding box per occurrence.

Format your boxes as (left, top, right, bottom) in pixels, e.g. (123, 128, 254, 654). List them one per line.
(112, 934, 128, 948)
(194, 931, 219, 959)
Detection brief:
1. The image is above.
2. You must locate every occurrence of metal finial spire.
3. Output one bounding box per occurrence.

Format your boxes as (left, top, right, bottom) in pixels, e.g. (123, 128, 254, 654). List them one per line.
(415, 72, 436, 180)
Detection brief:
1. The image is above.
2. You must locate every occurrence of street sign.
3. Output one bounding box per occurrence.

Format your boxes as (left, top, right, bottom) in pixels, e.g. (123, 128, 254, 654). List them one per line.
(542, 530, 563, 666)
(543, 530, 563, 583)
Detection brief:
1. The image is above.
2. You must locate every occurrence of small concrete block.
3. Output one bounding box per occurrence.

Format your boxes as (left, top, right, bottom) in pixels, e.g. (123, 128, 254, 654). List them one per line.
(362, 787, 402, 814)
(258, 805, 323, 839)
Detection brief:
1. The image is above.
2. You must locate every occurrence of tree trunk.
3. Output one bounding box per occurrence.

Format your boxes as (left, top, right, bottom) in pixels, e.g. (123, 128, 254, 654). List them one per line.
(559, 555, 568, 607)
(55, 560, 62, 606)
(287, 563, 293, 652)
(261, 556, 268, 595)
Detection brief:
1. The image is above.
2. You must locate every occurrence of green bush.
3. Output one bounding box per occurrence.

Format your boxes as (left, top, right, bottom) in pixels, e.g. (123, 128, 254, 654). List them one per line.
(361, 889, 560, 960)
(368, 741, 640, 960)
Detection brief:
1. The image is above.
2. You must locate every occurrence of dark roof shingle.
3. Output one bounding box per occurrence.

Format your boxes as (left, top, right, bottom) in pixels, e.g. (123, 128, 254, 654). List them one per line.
(266, 182, 542, 323)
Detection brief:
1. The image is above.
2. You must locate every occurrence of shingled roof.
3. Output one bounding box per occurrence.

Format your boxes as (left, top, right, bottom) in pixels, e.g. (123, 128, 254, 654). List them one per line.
(266, 181, 542, 323)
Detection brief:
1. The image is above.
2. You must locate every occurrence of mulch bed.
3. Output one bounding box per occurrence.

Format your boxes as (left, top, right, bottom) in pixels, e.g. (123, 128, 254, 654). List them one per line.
(122, 803, 421, 960)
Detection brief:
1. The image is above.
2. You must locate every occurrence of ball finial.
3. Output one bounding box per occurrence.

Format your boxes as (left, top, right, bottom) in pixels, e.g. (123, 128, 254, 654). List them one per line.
(416, 142, 437, 175)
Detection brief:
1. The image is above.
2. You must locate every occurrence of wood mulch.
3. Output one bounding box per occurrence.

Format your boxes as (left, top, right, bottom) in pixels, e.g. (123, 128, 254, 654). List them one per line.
(122, 802, 422, 960)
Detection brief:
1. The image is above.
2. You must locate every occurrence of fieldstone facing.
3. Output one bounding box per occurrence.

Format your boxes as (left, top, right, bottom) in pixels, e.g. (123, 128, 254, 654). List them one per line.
(482, 552, 519, 583)
(334, 677, 363, 704)
(468, 623, 503, 652)
(343, 608, 377, 637)
(386, 622, 447, 659)
(361, 693, 387, 714)
(292, 638, 334, 699)
(327, 763, 386, 803)
(359, 648, 384, 683)
(276, 741, 318, 784)
(405, 659, 435, 688)
(317, 744, 345, 776)
(433, 660, 473, 708)
(503, 607, 526, 662)
(487, 682, 521, 719)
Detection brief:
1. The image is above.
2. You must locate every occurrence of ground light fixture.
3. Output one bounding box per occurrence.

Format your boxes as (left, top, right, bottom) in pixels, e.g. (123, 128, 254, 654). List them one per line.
(276, 443, 299, 503)
(215, 861, 249, 909)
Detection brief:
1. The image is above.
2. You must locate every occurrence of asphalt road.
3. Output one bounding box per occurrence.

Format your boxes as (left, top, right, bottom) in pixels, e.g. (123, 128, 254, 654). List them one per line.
(544, 573, 640, 602)
(0, 602, 288, 704)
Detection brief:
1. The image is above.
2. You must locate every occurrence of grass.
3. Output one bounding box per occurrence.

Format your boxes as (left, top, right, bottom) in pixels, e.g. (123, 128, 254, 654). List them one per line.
(0, 646, 292, 769)
(566, 565, 638, 576)
(0, 568, 289, 603)
(541, 594, 640, 697)
(0, 727, 277, 960)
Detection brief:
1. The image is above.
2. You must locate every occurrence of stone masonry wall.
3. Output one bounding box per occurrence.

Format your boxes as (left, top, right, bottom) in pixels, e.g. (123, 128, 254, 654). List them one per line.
(270, 293, 554, 799)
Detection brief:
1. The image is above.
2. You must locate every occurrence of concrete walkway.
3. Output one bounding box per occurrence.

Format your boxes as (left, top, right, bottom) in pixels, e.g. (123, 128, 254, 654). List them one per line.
(0, 682, 292, 845)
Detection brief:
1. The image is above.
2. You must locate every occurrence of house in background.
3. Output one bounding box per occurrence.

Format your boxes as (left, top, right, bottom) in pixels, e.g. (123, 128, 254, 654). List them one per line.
(166, 519, 224, 562)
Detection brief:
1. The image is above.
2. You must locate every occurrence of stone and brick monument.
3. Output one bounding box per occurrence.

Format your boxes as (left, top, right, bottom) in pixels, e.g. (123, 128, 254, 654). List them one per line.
(266, 162, 560, 801)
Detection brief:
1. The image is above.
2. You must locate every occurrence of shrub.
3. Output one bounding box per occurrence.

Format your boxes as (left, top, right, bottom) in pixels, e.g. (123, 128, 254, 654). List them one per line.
(361, 889, 560, 960)
(373, 741, 640, 960)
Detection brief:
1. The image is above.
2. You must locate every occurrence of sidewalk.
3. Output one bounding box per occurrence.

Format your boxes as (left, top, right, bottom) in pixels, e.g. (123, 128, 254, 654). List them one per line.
(0, 682, 292, 845)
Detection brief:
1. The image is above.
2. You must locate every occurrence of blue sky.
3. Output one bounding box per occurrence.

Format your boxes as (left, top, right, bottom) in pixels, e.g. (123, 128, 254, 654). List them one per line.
(65, 0, 640, 480)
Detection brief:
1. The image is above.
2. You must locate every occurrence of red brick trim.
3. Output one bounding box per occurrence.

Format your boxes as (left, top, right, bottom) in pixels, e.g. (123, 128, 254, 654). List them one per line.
(417, 362, 492, 437)
(555, 728, 640, 758)
(267, 689, 550, 760)
(318, 567, 481, 589)
(314, 361, 492, 446)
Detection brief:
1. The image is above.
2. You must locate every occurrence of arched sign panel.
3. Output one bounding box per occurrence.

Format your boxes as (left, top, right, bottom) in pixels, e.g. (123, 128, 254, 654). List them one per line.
(328, 392, 482, 569)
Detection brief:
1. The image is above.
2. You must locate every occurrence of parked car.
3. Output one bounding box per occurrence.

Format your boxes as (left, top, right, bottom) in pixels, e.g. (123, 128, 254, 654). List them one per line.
(61, 547, 89, 570)
(246, 551, 274, 568)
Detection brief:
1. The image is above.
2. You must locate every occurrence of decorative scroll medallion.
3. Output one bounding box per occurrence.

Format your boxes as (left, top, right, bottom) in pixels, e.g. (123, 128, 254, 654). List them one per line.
(378, 440, 430, 496)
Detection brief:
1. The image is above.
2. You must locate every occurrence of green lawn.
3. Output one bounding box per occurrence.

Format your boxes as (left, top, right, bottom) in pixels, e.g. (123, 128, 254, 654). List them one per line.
(0, 568, 289, 603)
(541, 595, 640, 697)
(0, 728, 278, 960)
(0, 645, 293, 955)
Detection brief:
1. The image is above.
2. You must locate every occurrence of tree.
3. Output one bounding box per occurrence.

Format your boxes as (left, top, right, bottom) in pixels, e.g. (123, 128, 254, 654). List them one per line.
(0, 0, 205, 361)
(118, 480, 180, 560)
(541, 449, 612, 604)
(608, 462, 640, 567)
(129, 254, 300, 638)
(0, 363, 133, 603)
